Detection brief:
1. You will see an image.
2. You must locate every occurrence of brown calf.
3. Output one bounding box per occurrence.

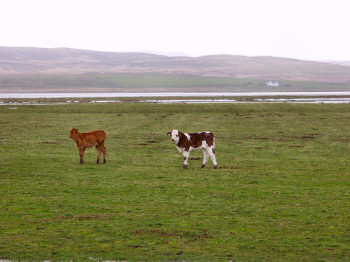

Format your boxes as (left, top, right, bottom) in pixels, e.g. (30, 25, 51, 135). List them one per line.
(69, 128, 107, 164)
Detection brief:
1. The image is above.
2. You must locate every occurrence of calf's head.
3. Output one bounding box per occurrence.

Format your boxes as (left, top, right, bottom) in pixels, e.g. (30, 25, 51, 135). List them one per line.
(69, 128, 79, 139)
(167, 129, 181, 144)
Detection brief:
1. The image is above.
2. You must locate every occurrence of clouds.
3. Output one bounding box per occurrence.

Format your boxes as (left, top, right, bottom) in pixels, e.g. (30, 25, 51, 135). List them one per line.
(1, 0, 350, 60)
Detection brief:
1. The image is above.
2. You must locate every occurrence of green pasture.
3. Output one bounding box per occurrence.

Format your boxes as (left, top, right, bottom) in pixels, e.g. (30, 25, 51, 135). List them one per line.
(1, 102, 350, 261)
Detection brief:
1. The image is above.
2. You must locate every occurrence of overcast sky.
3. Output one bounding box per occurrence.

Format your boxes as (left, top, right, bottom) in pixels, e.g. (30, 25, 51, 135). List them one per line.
(1, 0, 350, 61)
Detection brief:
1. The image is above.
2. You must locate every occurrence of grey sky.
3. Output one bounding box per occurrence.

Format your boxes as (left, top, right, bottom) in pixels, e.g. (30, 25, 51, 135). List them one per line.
(1, 0, 350, 60)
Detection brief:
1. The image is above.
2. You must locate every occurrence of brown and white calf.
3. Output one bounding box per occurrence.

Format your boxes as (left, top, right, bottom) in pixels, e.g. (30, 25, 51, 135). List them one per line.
(167, 130, 217, 169)
(69, 128, 107, 164)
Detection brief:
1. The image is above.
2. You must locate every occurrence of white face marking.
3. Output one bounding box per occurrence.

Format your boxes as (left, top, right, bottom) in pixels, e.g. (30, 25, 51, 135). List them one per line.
(171, 130, 180, 144)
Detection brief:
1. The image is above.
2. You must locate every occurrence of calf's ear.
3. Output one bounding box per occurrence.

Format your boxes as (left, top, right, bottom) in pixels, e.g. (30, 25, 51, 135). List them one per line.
(167, 132, 171, 136)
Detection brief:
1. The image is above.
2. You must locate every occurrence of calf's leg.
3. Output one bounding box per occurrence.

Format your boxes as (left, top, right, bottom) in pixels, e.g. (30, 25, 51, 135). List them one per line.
(183, 151, 190, 169)
(201, 148, 209, 168)
(79, 149, 85, 164)
(101, 144, 107, 164)
(96, 146, 101, 164)
(208, 147, 217, 169)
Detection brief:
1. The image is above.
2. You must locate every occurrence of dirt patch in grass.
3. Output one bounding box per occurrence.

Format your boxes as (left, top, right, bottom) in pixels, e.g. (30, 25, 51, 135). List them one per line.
(300, 134, 322, 139)
(255, 146, 265, 150)
(217, 166, 238, 170)
(134, 229, 213, 240)
(135, 140, 161, 146)
(56, 214, 108, 221)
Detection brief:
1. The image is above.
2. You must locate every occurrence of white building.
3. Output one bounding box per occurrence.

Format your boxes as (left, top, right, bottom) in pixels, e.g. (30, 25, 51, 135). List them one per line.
(266, 80, 280, 87)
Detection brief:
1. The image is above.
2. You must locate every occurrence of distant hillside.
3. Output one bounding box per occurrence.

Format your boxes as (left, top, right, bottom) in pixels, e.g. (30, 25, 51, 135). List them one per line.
(327, 61, 350, 67)
(1, 46, 350, 83)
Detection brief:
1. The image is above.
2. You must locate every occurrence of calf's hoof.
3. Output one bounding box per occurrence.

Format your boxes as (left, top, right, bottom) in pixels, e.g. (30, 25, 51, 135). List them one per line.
(183, 164, 188, 169)
(214, 165, 217, 169)
(103, 159, 107, 164)
(201, 164, 206, 168)
(96, 160, 100, 164)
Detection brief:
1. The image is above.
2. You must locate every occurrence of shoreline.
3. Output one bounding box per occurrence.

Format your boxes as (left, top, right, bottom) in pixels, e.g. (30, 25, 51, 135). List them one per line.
(2, 91, 350, 99)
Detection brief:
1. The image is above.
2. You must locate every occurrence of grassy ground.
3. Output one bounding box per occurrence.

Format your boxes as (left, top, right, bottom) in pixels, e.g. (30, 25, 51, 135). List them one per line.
(1, 102, 350, 261)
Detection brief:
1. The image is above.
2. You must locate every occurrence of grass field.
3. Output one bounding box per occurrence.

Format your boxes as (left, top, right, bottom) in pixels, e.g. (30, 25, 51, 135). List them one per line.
(1, 102, 350, 261)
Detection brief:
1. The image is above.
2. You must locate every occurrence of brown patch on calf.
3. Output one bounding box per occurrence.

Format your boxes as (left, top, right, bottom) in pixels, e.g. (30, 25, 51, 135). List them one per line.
(177, 132, 215, 150)
(177, 132, 191, 151)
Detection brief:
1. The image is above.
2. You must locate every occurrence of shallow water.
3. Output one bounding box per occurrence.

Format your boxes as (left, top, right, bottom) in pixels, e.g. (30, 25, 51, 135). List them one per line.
(1, 92, 350, 104)
(146, 98, 350, 104)
(2, 98, 350, 105)
(2, 91, 350, 98)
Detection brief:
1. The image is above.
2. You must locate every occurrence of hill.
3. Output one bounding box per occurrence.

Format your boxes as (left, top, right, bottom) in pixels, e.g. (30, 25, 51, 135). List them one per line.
(1, 46, 350, 83)
(327, 60, 350, 67)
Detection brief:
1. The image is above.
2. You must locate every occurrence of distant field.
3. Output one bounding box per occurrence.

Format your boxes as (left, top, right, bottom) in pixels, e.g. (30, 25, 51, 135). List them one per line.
(1, 103, 350, 261)
(1, 73, 350, 92)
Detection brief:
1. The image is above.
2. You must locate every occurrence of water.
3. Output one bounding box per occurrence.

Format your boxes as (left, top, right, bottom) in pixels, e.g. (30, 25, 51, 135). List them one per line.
(1, 92, 350, 104)
(145, 98, 350, 104)
(145, 99, 239, 104)
(1, 91, 350, 99)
